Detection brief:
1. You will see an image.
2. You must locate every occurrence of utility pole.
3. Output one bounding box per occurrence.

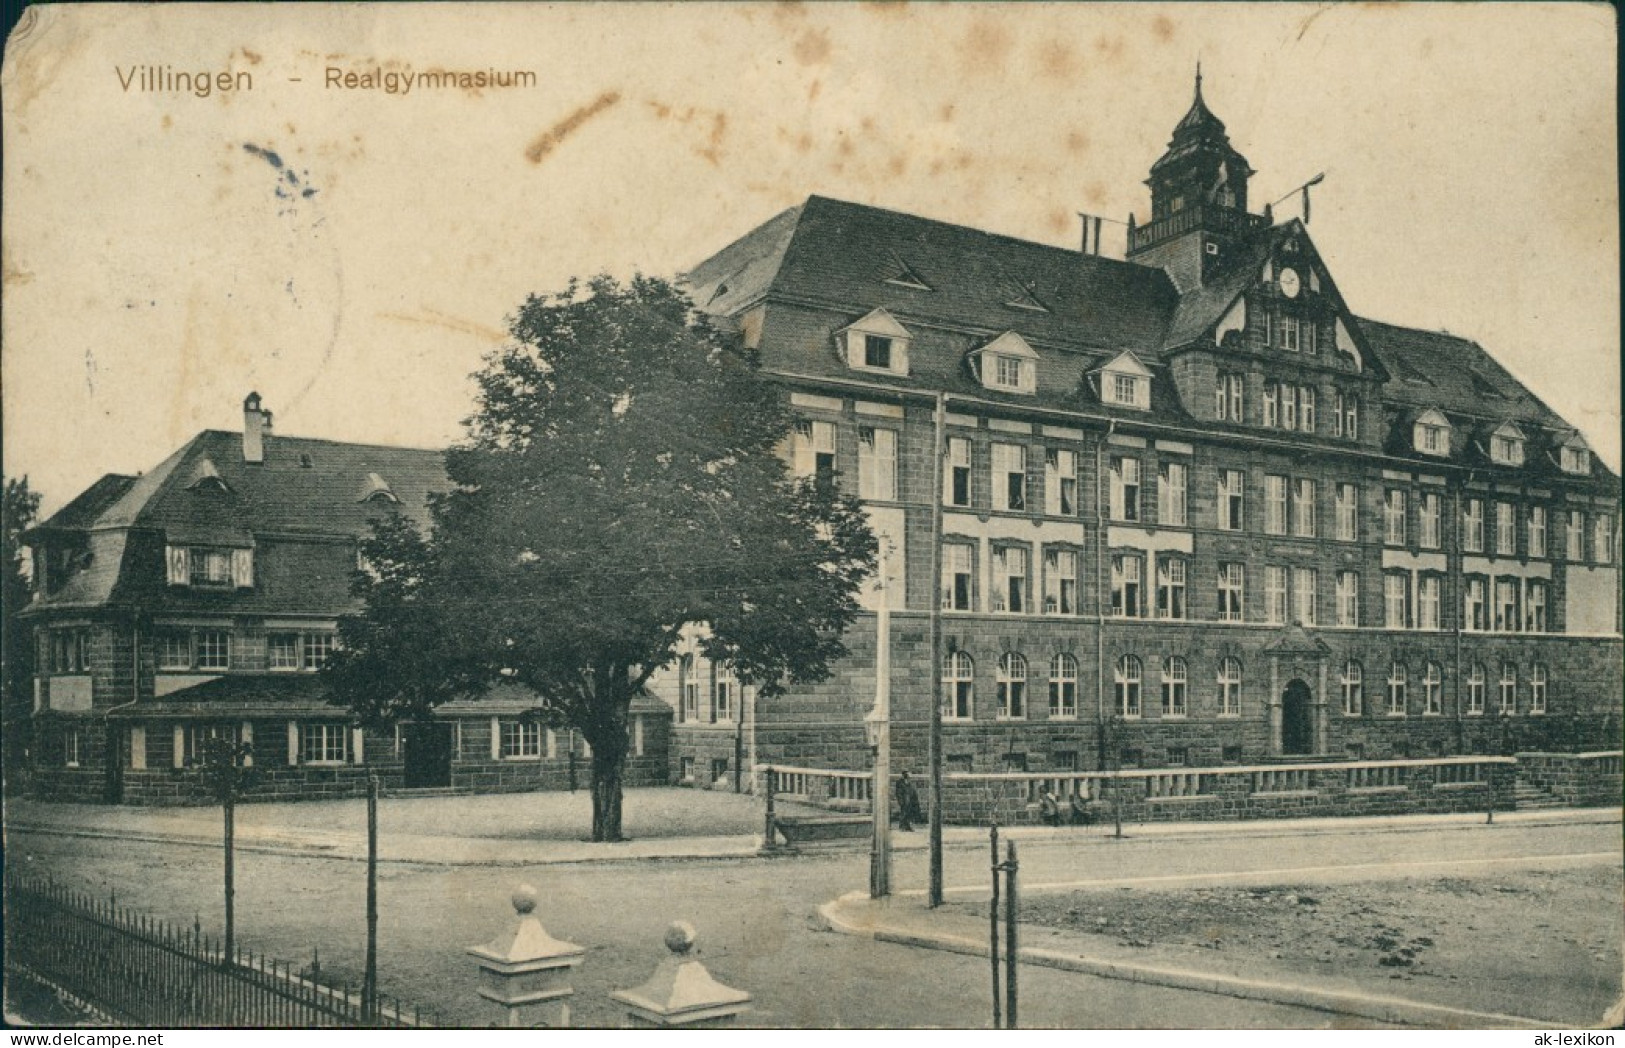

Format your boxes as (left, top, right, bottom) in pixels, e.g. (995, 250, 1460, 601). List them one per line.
(364, 772, 379, 1022)
(928, 392, 946, 908)
(869, 545, 892, 899)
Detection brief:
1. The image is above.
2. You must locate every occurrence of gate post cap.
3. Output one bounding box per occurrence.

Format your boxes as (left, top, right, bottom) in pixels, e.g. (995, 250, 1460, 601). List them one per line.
(664, 921, 697, 955)
(512, 884, 538, 915)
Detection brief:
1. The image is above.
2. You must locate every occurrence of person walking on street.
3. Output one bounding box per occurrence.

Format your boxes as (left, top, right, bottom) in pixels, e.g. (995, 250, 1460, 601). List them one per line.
(895, 771, 923, 831)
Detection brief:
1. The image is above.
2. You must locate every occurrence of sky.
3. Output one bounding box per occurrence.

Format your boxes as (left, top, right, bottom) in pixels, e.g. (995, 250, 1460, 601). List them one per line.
(3, 2, 1618, 516)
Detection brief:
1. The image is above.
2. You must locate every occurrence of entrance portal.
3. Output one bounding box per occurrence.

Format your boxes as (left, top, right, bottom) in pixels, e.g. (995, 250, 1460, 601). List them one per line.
(1281, 680, 1314, 756)
(402, 723, 453, 788)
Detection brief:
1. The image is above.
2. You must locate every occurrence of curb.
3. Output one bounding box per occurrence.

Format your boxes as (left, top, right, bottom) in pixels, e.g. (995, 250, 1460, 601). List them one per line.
(818, 893, 1553, 1030)
(6, 822, 765, 868)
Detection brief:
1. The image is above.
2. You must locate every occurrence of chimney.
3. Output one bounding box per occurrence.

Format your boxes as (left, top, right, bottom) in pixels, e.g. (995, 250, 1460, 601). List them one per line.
(243, 392, 271, 464)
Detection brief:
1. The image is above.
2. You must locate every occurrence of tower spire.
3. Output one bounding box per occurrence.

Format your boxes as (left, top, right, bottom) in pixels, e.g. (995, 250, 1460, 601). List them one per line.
(1195, 61, 1203, 102)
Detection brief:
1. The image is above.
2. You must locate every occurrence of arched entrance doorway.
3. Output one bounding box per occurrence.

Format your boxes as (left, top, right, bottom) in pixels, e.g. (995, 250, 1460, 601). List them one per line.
(1281, 680, 1314, 756)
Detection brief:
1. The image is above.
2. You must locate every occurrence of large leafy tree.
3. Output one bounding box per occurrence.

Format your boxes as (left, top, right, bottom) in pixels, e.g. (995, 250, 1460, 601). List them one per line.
(3, 477, 42, 787)
(327, 276, 876, 841)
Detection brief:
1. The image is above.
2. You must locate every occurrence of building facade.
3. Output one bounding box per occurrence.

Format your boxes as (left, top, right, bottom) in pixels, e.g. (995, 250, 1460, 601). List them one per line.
(664, 78, 1623, 780)
(24, 396, 669, 803)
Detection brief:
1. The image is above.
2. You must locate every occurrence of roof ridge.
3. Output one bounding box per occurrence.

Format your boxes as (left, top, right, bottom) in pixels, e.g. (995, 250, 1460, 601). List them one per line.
(195, 428, 447, 455)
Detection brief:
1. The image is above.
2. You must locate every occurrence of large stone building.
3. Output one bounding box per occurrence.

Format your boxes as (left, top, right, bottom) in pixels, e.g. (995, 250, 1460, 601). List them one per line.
(22, 396, 669, 803)
(662, 77, 1622, 782)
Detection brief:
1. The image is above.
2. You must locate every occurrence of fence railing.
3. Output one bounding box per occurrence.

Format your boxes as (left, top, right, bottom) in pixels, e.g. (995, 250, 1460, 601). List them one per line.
(762, 765, 874, 808)
(4, 873, 439, 1028)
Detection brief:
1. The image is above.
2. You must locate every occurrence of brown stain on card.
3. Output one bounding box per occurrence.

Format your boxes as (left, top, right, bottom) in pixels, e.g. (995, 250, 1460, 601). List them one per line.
(1152, 16, 1176, 43)
(526, 91, 623, 164)
(793, 28, 831, 65)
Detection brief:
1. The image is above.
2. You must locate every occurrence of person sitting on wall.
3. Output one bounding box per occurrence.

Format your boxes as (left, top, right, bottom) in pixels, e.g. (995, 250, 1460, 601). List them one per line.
(1069, 789, 1094, 825)
(1038, 786, 1063, 827)
(895, 771, 923, 832)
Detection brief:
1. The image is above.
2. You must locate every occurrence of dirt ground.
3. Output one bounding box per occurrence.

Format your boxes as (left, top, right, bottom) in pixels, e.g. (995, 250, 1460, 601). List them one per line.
(959, 865, 1624, 1025)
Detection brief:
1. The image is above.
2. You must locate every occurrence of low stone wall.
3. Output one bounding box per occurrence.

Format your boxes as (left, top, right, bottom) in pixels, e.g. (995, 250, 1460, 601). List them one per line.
(1515, 750, 1624, 807)
(909, 757, 1515, 826)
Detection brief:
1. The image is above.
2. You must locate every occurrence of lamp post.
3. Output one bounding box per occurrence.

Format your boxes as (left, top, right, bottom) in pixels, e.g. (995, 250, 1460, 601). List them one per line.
(868, 545, 892, 900)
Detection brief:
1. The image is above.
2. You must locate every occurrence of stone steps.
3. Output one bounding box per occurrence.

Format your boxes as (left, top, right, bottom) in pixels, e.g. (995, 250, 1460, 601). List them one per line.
(1513, 783, 1566, 810)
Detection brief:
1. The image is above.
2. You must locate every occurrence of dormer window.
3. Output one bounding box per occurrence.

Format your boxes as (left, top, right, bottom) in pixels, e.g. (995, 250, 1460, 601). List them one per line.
(838, 308, 911, 376)
(1560, 442, 1592, 475)
(1412, 409, 1451, 457)
(360, 472, 399, 503)
(187, 457, 232, 494)
(970, 332, 1038, 395)
(1095, 351, 1153, 411)
(1488, 422, 1526, 467)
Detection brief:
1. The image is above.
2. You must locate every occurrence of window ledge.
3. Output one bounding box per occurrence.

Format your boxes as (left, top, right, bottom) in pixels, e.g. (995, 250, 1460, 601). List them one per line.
(302, 760, 349, 768)
(1347, 785, 1407, 795)
(500, 755, 543, 762)
(1148, 794, 1220, 804)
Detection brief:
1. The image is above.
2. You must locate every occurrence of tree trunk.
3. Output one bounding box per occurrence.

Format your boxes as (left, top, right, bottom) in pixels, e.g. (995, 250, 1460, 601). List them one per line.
(589, 748, 625, 842)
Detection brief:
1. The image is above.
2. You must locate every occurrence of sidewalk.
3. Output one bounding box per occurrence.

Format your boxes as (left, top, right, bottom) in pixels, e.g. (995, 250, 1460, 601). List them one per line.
(820, 891, 1562, 1030)
(6, 789, 1616, 866)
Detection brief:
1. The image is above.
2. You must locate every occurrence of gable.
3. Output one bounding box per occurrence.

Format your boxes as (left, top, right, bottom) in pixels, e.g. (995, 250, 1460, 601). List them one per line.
(973, 331, 1039, 361)
(1094, 350, 1153, 379)
(839, 307, 912, 340)
(1415, 407, 1451, 429)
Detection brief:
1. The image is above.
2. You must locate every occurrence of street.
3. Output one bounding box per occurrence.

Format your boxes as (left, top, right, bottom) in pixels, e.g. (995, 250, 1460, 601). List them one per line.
(7, 812, 1618, 1028)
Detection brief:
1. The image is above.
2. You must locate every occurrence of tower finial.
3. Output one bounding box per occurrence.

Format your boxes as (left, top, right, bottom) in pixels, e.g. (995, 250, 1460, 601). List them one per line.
(1195, 60, 1203, 101)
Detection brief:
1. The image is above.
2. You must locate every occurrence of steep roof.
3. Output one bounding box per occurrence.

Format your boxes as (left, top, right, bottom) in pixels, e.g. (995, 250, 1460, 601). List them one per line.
(694, 195, 1182, 357)
(1357, 318, 1567, 430)
(33, 474, 138, 533)
(80, 430, 447, 539)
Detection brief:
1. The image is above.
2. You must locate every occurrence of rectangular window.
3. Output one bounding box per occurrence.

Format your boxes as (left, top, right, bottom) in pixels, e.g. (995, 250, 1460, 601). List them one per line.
(941, 543, 973, 612)
(1336, 571, 1360, 627)
(714, 670, 734, 721)
(1161, 659, 1187, 718)
(1110, 373, 1143, 407)
(500, 719, 542, 759)
(1342, 393, 1358, 440)
(1494, 579, 1519, 632)
(1529, 506, 1547, 559)
(268, 633, 300, 671)
(1264, 565, 1288, 625)
(1217, 563, 1245, 622)
(1596, 515, 1613, 564)
(1467, 668, 1486, 715)
(1043, 549, 1077, 616)
(1336, 483, 1358, 541)
(1464, 577, 1487, 632)
(1530, 665, 1547, 713)
(946, 437, 972, 508)
(1281, 384, 1298, 430)
(857, 427, 898, 501)
(1156, 558, 1187, 620)
(1527, 580, 1548, 633)
(182, 723, 240, 767)
(1567, 511, 1585, 562)
(1464, 499, 1485, 553)
(1384, 489, 1407, 546)
(993, 443, 1026, 512)
(1215, 373, 1243, 421)
(189, 549, 232, 587)
(1292, 478, 1316, 538)
(1424, 667, 1443, 716)
(1293, 567, 1318, 627)
(1158, 462, 1188, 526)
(1384, 573, 1409, 629)
(863, 334, 893, 370)
(196, 630, 230, 671)
(1299, 386, 1315, 432)
(1387, 667, 1407, 716)
(1111, 554, 1143, 618)
(1264, 475, 1287, 535)
(994, 354, 1025, 390)
(1049, 658, 1077, 719)
(1304, 322, 1318, 356)
(1419, 492, 1441, 549)
(1110, 457, 1140, 522)
(299, 722, 349, 764)
(1495, 503, 1516, 556)
(1263, 385, 1279, 428)
(1045, 448, 1077, 516)
(1499, 664, 1517, 714)
(993, 546, 1027, 614)
(302, 633, 336, 671)
(1278, 314, 1300, 351)
(794, 420, 837, 483)
(159, 632, 192, 671)
(1418, 576, 1441, 631)
(1218, 471, 1244, 531)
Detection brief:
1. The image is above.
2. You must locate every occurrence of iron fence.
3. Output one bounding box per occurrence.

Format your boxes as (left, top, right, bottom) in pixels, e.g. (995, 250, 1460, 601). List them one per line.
(4, 872, 440, 1028)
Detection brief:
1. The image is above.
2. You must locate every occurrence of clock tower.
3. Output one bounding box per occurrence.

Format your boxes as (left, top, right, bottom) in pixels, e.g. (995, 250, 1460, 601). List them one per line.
(1127, 68, 1269, 291)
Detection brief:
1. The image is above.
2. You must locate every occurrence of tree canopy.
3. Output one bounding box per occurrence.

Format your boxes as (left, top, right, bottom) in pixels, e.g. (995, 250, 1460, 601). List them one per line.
(327, 275, 876, 839)
(3, 477, 41, 781)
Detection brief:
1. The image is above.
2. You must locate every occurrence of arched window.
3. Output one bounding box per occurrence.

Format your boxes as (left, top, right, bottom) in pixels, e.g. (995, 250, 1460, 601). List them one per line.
(1048, 654, 1078, 718)
(1340, 660, 1363, 716)
(1386, 663, 1407, 716)
(1423, 662, 1443, 715)
(996, 653, 1027, 719)
(1115, 655, 1142, 718)
(1530, 664, 1547, 713)
(1467, 663, 1487, 714)
(1499, 662, 1517, 714)
(1161, 656, 1187, 717)
(678, 655, 698, 723)
(943, 651, 974, 720)
(1216, 657, 1242, 717)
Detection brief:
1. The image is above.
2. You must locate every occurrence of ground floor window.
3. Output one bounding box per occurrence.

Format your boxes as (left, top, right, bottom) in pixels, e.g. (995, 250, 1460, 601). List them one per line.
(1340, 661, 1363, 716)
(1530, 664, 1547, 713)
(499, 719, 542, 759)
(300, 722, 349, 764)
(1499, 662, 1517, 714)
(1467, 664, 1486, 715)
(1216, 658, 1242, 717)
(184, 722, 241, 766)
(1048, 654, 1077, 718)
(943, 652, 974, 720)
(1386, 664, 1407, 716)
(63, 728, 85, 768)
(1114, 655, 1142, 718)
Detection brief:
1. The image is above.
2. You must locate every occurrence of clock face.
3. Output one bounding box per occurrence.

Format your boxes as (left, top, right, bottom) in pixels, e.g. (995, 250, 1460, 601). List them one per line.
(1279, 268, 1301, 298)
